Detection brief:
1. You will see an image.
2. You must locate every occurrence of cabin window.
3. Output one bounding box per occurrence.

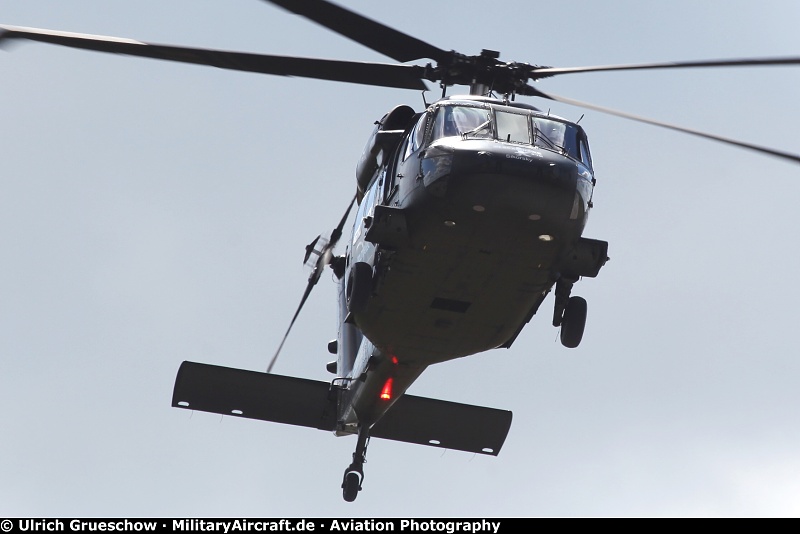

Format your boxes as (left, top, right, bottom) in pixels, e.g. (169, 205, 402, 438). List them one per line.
(431, 105, 491, 140)
(495, 111, 530, 144)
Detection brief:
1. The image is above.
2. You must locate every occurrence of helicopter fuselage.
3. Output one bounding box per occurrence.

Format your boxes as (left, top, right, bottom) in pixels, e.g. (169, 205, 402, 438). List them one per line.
(6, 0, 792, 505)
(337, 96, 606, 429)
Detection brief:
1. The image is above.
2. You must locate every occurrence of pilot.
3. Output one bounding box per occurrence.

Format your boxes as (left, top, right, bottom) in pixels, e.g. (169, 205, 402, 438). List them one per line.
(442, 107, 461, 137)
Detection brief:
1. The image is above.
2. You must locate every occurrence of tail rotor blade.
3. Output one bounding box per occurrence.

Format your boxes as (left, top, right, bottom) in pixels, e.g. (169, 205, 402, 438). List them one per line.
(266, 195, 357, 373)
(266, 281, 315, 373)
(329, 194, 357, 246)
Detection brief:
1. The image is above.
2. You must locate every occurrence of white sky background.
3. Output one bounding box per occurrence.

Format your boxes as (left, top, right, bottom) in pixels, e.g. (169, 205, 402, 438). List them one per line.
(1, 0, 799, 518)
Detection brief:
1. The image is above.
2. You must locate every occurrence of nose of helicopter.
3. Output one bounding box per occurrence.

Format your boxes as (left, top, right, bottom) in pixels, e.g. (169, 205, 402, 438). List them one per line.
(418, 141, 590, 227)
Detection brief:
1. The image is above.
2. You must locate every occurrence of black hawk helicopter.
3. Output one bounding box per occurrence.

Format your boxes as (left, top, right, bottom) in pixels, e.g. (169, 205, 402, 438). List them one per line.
(2, 0, 799, 503)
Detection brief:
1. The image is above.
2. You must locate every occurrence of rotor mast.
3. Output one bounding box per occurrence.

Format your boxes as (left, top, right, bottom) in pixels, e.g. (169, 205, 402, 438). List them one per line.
(469, 49, 501, 97)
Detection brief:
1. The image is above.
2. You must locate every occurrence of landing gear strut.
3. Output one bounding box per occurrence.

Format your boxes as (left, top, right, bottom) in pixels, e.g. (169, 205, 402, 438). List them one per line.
(341, 425, 370, 502)
(553, 277, 587, 348)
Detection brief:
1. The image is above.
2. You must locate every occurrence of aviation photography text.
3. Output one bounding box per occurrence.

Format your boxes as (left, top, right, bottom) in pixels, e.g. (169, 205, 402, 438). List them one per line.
(5, 520, 506, 534)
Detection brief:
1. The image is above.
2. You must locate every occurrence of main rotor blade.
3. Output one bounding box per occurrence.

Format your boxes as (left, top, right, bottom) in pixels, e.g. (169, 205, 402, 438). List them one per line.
(531, 88, 800, 164)
(530, 56, 800, 79)
(266, 196, 356, 374)
(262, 0, 450, 64)
(0, 25, 428, 90)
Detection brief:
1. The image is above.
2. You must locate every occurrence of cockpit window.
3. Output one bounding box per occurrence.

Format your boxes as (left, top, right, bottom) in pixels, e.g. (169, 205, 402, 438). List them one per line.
(403, 113, 428, 160)
(496, 111, 530, 143)
(429, 103, 589, 165)
(432, 106, 492, 140)
(532, 117, 580, 160)
(579, 138, 592, 168)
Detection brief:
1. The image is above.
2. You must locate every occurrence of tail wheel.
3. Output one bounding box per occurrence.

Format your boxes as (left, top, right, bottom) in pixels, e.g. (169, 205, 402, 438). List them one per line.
(560, 296, 587, 348)
(346, 261, 373, 313)
(342, 470, 362, 502)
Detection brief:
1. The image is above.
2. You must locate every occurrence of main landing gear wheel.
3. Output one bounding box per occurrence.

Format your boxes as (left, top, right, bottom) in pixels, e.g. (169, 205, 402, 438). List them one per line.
(560, 296, 587, 348)
(346, 261, 372, 314)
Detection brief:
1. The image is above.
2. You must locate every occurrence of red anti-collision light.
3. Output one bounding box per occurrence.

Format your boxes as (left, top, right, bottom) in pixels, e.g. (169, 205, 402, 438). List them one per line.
(380, 377, 393, 400)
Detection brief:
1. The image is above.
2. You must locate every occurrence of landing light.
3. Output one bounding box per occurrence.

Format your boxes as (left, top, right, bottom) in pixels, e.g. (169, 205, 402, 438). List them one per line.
(528, 214, 542, 221)
(444, 220, 456, 227)
(538, 234, 554, 242)
(472, 205, 485, 212)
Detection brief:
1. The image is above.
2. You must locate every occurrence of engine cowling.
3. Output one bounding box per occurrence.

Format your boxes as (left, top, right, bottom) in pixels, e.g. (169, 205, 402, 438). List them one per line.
(355, 105, 416, 199)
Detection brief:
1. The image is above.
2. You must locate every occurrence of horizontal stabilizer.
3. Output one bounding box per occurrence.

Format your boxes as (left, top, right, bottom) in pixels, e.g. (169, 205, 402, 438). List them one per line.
(172, 361, 337, 431)
(372, 394, 512, 456)
(172, 361, 513, 455)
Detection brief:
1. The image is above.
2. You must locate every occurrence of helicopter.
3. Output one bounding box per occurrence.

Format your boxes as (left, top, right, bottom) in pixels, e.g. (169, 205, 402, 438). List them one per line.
(2, 0, 799, 505)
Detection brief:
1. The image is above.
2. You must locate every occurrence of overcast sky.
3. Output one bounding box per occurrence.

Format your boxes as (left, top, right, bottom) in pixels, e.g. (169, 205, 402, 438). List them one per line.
(2, 0, 799, 518)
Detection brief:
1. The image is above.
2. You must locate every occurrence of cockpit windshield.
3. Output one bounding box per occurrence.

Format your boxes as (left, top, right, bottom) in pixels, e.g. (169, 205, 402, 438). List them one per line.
(531, 117, 579, 159)
(430, 104, 587, 164)
(432, 106, 492, 139)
